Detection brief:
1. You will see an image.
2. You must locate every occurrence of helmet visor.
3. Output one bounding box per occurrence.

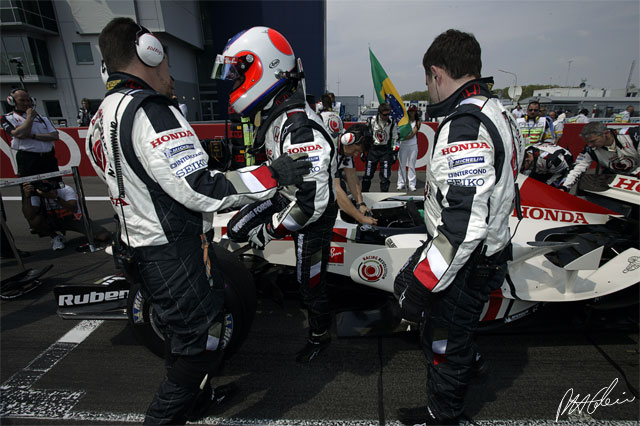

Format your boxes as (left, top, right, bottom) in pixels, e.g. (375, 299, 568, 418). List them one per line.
(211, 55, 241, 81)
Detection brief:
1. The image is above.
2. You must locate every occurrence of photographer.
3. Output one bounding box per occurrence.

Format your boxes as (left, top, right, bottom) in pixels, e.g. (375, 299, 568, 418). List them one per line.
(21, 180, 111, 251)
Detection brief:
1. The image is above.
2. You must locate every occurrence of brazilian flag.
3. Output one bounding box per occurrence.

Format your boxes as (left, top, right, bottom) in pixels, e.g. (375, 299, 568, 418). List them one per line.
(369, 48, 412, 141)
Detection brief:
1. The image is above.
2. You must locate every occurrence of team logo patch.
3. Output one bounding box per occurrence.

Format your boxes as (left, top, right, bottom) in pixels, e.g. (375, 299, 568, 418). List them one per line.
(357, 255, 387, 282)
(327, 115, 342, 135)
(375, 130, 387, 143)
(329, 246, 344, 264)
(163, 143, 195, 158)
(448, 156, 484, 168)
(608, 157, 635, 173)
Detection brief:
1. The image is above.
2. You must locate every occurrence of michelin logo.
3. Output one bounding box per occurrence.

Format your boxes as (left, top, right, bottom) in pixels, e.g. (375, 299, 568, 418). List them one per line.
(308, 156, 320, 163)
(163, 143, 195, 159)
(448, 156, 484, 168)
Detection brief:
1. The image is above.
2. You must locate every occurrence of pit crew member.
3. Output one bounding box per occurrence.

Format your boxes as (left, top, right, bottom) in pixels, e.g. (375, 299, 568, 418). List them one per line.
(520, 143, 573, 187)
(215, 27, 338, 363)
(561, 121, 640, 191)
(362, 103, 398, 192)
(86, 18, 310, 425)
(335, 123, 376, 224)
(394, 29, 524, 425)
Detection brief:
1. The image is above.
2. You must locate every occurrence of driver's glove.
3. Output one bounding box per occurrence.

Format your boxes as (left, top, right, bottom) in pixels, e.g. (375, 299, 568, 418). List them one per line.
(398, 281, 432, 324)
(268, 153, 311, 186)
(247, 223, 278, 250)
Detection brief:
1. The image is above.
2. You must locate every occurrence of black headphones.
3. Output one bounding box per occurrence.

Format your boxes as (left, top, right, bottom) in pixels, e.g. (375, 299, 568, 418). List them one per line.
(134, 24, 164, 67)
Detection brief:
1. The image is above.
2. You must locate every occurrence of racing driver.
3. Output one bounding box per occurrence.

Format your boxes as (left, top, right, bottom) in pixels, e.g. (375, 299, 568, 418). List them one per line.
(86, 18, 310, 425)
(214, 27, 339, 363)
(394, 29, 524, 425)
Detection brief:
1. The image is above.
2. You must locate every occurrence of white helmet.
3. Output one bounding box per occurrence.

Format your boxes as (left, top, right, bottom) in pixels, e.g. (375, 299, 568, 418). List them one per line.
(212, 26, 297, 116)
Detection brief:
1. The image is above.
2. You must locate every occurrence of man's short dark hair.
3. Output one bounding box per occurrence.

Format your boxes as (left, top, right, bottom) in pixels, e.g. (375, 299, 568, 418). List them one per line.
(378, 103, 390, 114)
(579, 108, 589, 115)
(528, 101, 540, 109)
(99, 17, 139, 73)
(346, 123, 373, 152)
(321, 93, 332, 109)
(580, 121, 607, 139)
(423, 29, 481, 79)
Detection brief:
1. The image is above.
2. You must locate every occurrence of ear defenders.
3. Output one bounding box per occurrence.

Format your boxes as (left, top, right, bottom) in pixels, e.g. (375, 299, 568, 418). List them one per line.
(135, 24, 164, 67)
(340, 132, 357, 146)
(100, 60, 109, 85)
(7, 88, 27, 107)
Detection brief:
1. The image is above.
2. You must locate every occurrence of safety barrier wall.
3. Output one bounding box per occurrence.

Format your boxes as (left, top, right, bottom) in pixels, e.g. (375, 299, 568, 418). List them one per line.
(1, 122, 637, 178)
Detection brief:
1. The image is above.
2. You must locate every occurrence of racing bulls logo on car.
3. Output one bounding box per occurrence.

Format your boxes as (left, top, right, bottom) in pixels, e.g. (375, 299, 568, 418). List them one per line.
(357, 255, 387, 282)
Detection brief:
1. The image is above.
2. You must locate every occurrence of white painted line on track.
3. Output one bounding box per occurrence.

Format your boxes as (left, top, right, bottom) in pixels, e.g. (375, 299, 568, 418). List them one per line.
(2, 196, 109, 201)
(0, 320, 103, 417)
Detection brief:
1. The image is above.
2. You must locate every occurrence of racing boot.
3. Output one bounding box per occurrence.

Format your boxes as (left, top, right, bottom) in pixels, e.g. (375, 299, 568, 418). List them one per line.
(470, 351, 488, 379)
(185, 381, 237, 422)
(396, 405, 458, 425)
(295, 330, 331, 363)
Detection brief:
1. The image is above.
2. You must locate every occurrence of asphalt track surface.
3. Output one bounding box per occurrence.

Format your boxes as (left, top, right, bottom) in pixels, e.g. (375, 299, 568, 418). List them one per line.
(1, 176, 638, 426)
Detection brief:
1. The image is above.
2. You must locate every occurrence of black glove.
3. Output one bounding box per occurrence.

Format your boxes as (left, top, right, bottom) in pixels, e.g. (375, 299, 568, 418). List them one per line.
(247, 223, 278, 250)
(268, 153, 311, 186)
(398, 281, 432, 323)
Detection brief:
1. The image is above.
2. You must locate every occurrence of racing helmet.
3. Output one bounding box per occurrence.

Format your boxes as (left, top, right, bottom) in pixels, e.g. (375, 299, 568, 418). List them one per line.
(212, 26, 297, 116)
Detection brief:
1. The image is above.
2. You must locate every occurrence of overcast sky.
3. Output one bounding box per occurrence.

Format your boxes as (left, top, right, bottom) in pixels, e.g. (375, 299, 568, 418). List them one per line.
(326, 0, 640, 103)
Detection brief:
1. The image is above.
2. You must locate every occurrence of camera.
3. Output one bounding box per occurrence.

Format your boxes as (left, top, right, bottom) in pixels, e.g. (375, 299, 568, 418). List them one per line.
(33, 181, 58, 194)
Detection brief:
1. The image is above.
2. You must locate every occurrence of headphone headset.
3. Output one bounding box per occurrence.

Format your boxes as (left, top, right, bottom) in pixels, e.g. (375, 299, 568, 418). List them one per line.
(6, 88, 25, 107)
(134, 24, 164, 67)
(100, 60, 109, 85)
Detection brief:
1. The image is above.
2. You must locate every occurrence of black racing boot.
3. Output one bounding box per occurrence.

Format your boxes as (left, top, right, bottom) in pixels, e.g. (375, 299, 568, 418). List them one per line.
(295, 330, 331, 363)
(397, 405, 459, 425)
(471, 351, 488, 378)
(185, 382, 237, 422)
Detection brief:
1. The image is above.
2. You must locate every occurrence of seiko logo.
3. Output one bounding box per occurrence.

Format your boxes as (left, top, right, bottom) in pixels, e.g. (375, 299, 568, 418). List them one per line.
(150, 130, 195, 148)
(287, 144, 323, 154)
(513, 206, 588, 224)
(441, 142, 490, 155)
(269, 59, 280, 68)
(58, 290, 129, 306)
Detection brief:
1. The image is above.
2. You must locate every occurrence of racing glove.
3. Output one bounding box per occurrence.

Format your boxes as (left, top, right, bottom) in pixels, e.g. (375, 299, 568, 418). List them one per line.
(268, 153, 312, 186)
(247, 223, 278, 250)
(398, 281, 432, 324)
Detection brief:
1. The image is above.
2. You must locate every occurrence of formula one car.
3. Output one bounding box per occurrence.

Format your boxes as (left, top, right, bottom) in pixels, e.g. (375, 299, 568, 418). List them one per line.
(54, 173, 639, 355)
(211, 173, 639, 329)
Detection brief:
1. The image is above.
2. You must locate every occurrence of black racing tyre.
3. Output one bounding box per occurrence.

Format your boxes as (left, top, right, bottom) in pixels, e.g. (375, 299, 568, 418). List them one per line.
(126, 245, 257, 359)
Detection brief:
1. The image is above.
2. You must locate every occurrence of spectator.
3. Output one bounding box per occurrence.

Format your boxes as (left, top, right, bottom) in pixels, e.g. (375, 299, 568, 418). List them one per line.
(512, 104, 524, 118)
(335, 123, 376, 225)
(520, 143, 573, 187)
(568, 108, 590, 124)
(21, 180, 111, 250)
(1, 88, 60, 180)
(516, 100, 555, 146)
(362, 103, 398, 192)
(614, 105, 635, 123)
(561, 122, 640, 191)
(397, 105, 420, 191)
(77, 98, 92, 126)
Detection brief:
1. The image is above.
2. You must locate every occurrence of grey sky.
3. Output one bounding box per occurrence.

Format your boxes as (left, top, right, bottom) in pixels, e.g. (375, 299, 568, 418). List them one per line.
(326, 0, 640, 103)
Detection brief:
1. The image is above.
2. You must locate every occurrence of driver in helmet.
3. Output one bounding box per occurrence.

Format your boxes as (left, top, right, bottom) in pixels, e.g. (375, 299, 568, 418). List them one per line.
(215, 27, 339, 363)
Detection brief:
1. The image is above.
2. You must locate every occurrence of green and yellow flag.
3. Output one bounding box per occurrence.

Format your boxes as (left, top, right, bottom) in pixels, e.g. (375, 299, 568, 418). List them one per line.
(369, 48, 411, 140)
